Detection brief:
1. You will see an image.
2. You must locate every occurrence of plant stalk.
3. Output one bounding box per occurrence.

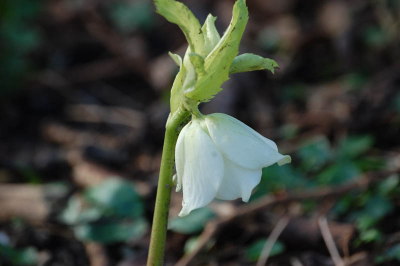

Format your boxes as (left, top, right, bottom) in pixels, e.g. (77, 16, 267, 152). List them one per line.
(147, 109, 190, 266)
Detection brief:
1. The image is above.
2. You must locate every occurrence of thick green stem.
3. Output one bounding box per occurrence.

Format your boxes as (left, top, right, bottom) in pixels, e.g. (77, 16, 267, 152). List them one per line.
(147, 109, 190, 266)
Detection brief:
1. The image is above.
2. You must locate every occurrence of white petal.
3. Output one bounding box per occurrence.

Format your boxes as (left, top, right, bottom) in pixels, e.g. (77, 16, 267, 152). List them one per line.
(178, 120, 224, 217)
(175, 123, 189, 192)
(216, 158, 262, 202)
(204, 113, 290, 170)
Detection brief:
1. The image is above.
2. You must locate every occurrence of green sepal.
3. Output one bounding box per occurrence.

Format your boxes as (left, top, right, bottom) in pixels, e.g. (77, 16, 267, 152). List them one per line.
(184, 0, 248, 102)
(153, 0, 205, 56)
(168, 52, 182, 67)
(230, 53, 279, 74)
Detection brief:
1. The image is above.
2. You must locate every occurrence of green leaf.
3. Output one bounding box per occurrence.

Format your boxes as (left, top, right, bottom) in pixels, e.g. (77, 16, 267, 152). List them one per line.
(189, 53, 206, 76)
(378, 174, 399, 196)
(297, 136, 332, 172)
(74, 218, 148, 244)
(84, 178, 144, 218)
(202, 14, 221, 53)
(375, 244, 400, 263)
(253, 164, 311, 199)
(229, 53, 279, 74)
(337, 135, 374, 159)
(386, 244, 400, 261)
(169, 207, 215, 234)
(362, 195, 394, 220)
(185, 0, 249, 102)
(354, 157, 385, 171)
(59, 195, 103, 225)
(169, 51, 182, 67)
(246, 239, 285, 262)
(331, 194, 355, 216)
(359, 229, 382, 243)
(0, 244, 37, 266)
(317, 162, 360, 185)
(153, 0, 205, 56)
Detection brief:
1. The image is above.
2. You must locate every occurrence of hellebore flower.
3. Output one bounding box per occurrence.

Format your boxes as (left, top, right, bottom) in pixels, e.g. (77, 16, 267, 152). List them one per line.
(175, 113, 291, 217)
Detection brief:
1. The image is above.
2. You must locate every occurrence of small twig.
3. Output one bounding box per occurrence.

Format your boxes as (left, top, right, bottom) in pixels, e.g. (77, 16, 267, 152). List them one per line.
(256, 216, 289, 266)
(319, 216, 345, 266)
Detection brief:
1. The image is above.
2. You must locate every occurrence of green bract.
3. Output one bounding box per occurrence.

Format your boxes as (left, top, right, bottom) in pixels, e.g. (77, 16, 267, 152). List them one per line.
(154, 0, 279, 116)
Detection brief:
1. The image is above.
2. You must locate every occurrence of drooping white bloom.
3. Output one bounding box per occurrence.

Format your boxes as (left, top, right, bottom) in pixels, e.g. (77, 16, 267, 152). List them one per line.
(175, 113, 291, 217)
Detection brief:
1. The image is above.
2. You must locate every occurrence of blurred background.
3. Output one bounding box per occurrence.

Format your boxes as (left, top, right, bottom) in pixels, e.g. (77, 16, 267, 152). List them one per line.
(1, 0, 400, 265)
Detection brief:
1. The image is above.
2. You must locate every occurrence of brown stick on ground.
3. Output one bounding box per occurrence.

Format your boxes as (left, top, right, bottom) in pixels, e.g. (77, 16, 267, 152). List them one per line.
(0, 184, 68, 223)
(175, 170, 398, 266)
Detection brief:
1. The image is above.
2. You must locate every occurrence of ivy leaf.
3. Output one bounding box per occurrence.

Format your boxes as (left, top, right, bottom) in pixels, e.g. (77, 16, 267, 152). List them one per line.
(230, 53, 279, 74)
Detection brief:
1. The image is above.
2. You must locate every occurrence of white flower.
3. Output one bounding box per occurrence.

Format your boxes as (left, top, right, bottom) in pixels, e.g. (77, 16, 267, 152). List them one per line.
(175, 113, 291, 217)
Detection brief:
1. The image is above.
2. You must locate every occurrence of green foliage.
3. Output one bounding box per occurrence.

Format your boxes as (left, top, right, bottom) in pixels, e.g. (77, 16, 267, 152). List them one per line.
(253, 164, 311, 199)
(245, 239, 285, 262)
(333, 175, 397, 246)
(184, 0, 248, 103)
(358, 228, 382, 243)
(297, 137, 332, 173)
(316, 161, 360, 185)
(355, 195, 394, 228)
(252, 132, 393, 249)
(377, 174, 399, 196)
(376, 244, 400, 264)
(337, 135, 374, 159)
(59, 178, 147, 244)
(74, 218, 148, 244)
(159, 0, 279, 116)
(0, 244, 37, 266)
(153, 0, 205, 56)
(169, 207, 215, 234)
(312, 135, 377, 185)
(229, 53, 279, 74)
(84, 178, 144, 218)
(202, 14, 221, 53)
(169, 52, 182, 67)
